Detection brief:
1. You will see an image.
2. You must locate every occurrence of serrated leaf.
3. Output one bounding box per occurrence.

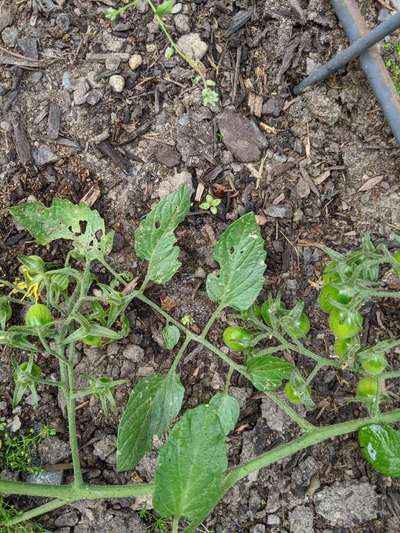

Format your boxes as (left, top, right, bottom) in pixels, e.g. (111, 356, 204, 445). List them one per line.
(153, 404, 227, 521)
(206, 213, 266, 310)
(134, 185, 191, 284)
(162, 325, 180, 350)
(247, 355, 293, 392)
(10, 199, 113, 261)
(155, 0, 175, 16)
(358, 424, 400, 477)
(117, 372, 184, 472)
(209, 393, 240, 435)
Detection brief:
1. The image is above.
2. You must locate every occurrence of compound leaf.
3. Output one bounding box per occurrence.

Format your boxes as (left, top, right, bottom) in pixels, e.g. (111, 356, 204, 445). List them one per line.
(155, 0, 175, 16)
(10, 199, 113, 261)
(358, 424, 400, 477)
(134, 185, 191, 284)
(206, 213, 266, 310)
(162, 325, 180, 351)
(117, 372, 184, 472)
(209, 393, 240, 435)
(153, 404, 227, 522)
(247, 355, 293, 392)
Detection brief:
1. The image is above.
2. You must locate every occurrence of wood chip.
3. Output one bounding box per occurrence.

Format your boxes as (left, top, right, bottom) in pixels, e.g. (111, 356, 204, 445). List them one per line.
(47, 102, 61, 140)
(314, 170, 331, 185)
(80, 185, 101, 207)
(358, 175, 384, 192)
(11, 113, 32, 166)
(248, 93, 263, 118)
(296, 176, 310, 198)
(96, 141, 131, 173)
(0, 45, 46, 69)
(195, 182, 205, 203)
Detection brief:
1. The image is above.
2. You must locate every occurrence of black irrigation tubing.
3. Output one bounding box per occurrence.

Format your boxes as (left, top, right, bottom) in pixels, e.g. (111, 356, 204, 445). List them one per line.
(293, 0, 400, 144)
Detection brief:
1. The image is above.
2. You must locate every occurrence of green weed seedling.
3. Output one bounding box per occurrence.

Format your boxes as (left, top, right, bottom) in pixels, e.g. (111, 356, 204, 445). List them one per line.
(1, 185, 400, 532)
(105, 0, 219, 107)
(384, 41, 400, 94)
(199, 194, 221, 215)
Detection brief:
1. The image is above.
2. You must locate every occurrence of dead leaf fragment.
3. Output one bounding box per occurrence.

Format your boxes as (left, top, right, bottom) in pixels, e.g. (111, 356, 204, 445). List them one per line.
(358, 175, 384, 192)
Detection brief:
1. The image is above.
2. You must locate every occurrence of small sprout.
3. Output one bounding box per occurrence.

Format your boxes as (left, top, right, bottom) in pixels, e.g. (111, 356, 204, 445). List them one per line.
(181, 315, 194, 327)
(13, 359, 42, 407)
(165, 46, 174, 59)
(199, 194, 221, 215)
(89, 376, 126, 415)
(202, 87, 219, 107)
(155, 0, 175, 17)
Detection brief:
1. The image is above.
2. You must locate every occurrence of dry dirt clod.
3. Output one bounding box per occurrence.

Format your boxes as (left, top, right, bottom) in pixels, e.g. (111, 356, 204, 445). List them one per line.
(176, 33, 208, 61)
(109, 74, 125, 93)
(128, 53, 143, 71)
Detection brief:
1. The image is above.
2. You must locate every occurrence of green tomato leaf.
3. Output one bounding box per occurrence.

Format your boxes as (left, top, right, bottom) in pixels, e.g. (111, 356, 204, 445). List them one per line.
(10, 199, 113, 261)
(162, 325, 181, 350)
(206, 213, 266, 310)
(117, 373, 184, 472)
(155, 0, 175, 16)
(247, 355, 293, 392)
(209, 393, 240, 435)
(358, 424, 400, 477)
(153, 404, 227, 522)
(134, 185, 191, 284)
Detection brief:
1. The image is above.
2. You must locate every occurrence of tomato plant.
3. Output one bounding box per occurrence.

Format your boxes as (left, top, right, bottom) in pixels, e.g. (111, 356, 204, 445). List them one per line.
(0, 185, 399, 531)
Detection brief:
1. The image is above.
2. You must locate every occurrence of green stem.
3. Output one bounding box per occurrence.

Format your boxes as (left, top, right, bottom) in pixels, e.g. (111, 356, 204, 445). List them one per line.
(224, 367, 233, 395)
(99, 258, 127, 287)
(0, 480, 154, 500)
(170, 336, 191, 373)
(66, 345, 83, 488)
(146, 0, 207, 86)
(223, 408, 400, 489)
(305, 362, 324, 386)
(5, 499, 67, 527)
(172, 517, 179, 533)
(201, 304, 224, 339)
(383, 370, 400, 379)
(265, 392, 315, 431)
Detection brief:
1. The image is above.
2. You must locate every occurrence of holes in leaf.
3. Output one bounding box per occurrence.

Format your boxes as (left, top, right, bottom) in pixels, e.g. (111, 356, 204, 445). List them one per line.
(154, 219, 161, 229)
(95, 229, 103, 242)
(229, 247, 235, 255)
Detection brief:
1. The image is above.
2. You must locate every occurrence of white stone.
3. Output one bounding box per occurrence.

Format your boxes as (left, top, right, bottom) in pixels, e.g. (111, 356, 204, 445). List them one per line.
(176, 33, 208, 61)
(109, 74, 125, 93)
(128, 54, 143, 71)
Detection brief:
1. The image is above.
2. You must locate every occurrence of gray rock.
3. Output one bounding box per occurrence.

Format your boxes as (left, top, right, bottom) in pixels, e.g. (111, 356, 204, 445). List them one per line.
(267, 514, 281, 526)
(26, 470, 63, 485)
(48, 102, 61, 140)
(230, 386, 252, 408)
(55, 510, 79, 527)
(289, 505, 314, 533)
(157, 170, 194, 198)
(305, 87, 341, 126)
(291, 456, 319, 487)
(38, 437, 70, 465)
(314, 480, 378, 527)
(109, 74, 125, 93)
(263, 96, 283, 117)
(86, 89, 102, 106)
(74, 78, 90, 105)
(0, 7, 15, 32)
(93, 435, 117, 465)
(1, 26, 18, 47)
(176, 33, 208, 61)
(155, 144, 181, 167)
(62, 71, 74, 92)
(104, 35, 124, 52)
(264, 205, 291, 219)
(33, 145, 58, 166)
(174, 14, 191, 33)
(123, 344, 144, 363)
(217, 110, 267, 162)
(17, 37, 38, 59)
(74, 508, 146, 533)
(56, 13, 70, 32)
(105, 55, 121, 70)
(120, 359, 135, 378)
(261, 392, 305, 432)
(128, 54, 143, 71)
(171, 2, 182, 13)
(176, 113, 214, 165)
(250, 526, 266, 533)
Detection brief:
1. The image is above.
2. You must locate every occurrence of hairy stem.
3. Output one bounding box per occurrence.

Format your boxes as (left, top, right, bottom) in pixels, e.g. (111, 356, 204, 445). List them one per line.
(223, 408, 400, 489)
(170, 336, 191, 373)
(201, 304, 224, 339)
(224, 367, 234, 394)
(66, 353, 83, 487)
(172, 517, 179, 533)
(5, 499, 67, 527)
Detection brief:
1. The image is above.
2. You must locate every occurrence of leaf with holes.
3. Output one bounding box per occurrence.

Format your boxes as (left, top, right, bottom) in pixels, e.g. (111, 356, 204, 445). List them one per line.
(206, 213, 266, 310)
(209, 393, 240, 435)
(153, 404, 227, 522)
(134, 185, 191, 284)
(10, 199, 113, 261)
(117, 373, 184, 472)
(247, 355, 293, 392)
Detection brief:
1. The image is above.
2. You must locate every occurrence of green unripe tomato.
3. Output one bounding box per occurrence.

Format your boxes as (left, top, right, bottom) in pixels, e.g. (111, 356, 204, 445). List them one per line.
(356, 376, 378, 399)
(361, 353, 387, 376)
(319, 284, 352, 313)
(393, 249, 400, 265)
(285, 313, 310, 339)
(284, 382, 311, 405)
(20, 255, 45, 274)
(334, 337, 353, 358)
(328, 308, 363, 340)
(260, 300, 286, 326)
(81, 335, 104, 347)
(25, 304, 53, 327)
(223, 326, 253, 352)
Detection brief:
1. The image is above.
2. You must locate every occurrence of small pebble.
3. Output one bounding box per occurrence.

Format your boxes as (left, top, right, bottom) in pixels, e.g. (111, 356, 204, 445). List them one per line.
(128, 53, 143, 71)
(1, 26, 18, 47)
(105, 55, 121, 70)
(109, 74, 125, 93)
(171, 2, 182, 13)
